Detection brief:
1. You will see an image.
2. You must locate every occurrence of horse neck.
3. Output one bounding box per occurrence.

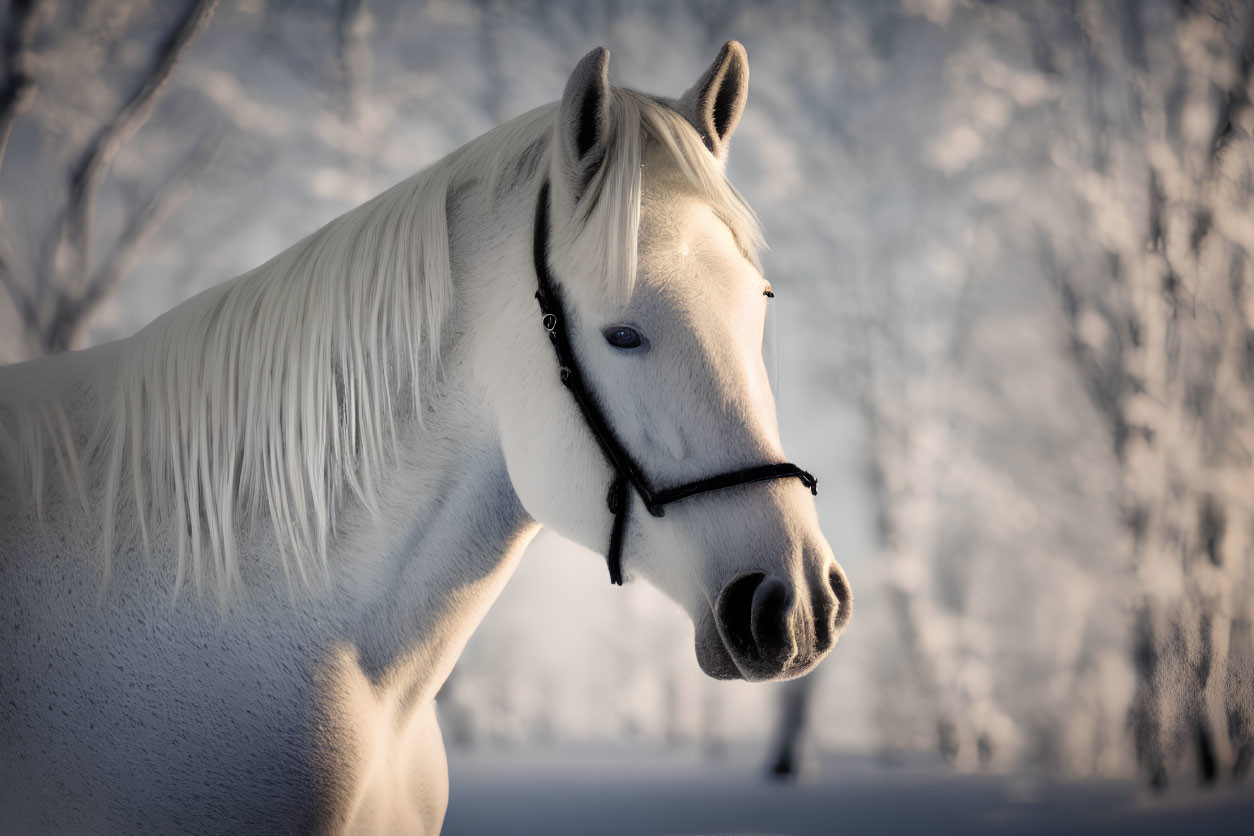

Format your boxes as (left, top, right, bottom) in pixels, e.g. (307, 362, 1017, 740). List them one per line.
(323, 396, 531, 699)
(322, 184, 542, 704)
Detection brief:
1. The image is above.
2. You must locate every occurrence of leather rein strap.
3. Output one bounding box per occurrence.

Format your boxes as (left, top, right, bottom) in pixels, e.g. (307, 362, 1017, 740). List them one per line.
(532, 180, 818, 585)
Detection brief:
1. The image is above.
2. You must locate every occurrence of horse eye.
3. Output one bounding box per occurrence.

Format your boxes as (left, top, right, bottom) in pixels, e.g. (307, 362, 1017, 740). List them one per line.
(604, 326, 643, 349)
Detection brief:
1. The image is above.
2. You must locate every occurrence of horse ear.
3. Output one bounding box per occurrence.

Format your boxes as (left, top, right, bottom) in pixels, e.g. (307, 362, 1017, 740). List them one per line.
(678, 41, 749, 162)
(558, 47, 612, 199)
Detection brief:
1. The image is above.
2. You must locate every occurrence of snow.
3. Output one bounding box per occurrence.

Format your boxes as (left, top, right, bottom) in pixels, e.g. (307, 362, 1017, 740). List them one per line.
(444, 743, 1254, 835)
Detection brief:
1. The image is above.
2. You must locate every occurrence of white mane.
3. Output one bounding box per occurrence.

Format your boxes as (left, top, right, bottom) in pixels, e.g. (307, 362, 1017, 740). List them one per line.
(0, 89, 762, 604)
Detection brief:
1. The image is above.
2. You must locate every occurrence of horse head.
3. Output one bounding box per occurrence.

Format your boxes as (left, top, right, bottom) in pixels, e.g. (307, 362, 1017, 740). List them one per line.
(496, 43, 851, 682)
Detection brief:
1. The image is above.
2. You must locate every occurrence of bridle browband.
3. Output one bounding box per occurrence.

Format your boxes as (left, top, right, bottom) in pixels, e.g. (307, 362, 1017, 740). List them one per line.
(532, 179, 818, 585)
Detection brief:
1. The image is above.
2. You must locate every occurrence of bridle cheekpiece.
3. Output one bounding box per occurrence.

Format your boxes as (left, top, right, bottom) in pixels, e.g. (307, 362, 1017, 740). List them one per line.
(532, 179, 817, 585)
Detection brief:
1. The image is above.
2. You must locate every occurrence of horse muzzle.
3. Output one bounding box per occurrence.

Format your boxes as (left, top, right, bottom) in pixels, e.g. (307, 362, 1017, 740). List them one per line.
(696, 562, 852, 681)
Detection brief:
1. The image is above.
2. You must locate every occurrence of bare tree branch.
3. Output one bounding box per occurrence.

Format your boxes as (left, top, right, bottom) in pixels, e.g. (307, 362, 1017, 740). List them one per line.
(0, 0, 39, 173)
(0, 0, 42, 342)
(257, 0, 324, 95)
(44, 135, 220, 353)
(56, 0, 218, 290)
(0, 236, 36, 327)
(336, 0, 367, 122)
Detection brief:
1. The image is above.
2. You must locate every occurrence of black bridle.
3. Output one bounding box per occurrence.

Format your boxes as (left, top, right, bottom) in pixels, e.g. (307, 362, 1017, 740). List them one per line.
(532, 180, 818, 585)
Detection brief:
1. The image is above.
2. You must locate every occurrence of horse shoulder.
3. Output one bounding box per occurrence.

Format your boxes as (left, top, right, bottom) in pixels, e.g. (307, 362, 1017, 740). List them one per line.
(319, 648, 450, 835)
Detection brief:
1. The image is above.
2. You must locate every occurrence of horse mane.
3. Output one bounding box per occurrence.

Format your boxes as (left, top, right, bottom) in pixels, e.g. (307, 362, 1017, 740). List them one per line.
(0, 88, 762, 604)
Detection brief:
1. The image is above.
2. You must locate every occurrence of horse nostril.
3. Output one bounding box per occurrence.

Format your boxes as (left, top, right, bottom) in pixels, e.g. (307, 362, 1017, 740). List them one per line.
(716, 572, 793, 666)
(717, 572, 764, 660)
(814, 565, 853, 656)
(749, 575, 793, 663)
(829, 565, 852, 629)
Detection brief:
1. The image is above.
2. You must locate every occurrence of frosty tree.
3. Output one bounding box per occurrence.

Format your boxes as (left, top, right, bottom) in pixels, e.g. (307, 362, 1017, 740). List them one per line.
(1033, 0, 1254, 786)
(0, 0, 219, 359)
(754, 0, 1254, 790)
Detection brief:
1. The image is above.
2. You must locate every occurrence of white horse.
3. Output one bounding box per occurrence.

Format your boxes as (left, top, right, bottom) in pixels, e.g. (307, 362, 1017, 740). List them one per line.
(0, 43, 851, 833)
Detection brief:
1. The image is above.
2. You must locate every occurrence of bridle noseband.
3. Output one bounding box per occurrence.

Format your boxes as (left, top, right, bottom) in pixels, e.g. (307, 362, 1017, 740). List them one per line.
(532, 180, 818, 585)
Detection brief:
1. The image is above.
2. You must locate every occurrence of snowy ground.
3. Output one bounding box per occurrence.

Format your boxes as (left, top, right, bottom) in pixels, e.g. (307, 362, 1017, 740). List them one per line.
(444, 744, 1254, 835)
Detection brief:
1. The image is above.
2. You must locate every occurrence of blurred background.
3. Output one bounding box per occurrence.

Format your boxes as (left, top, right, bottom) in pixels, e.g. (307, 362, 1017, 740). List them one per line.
(2, 0, 1254, 832)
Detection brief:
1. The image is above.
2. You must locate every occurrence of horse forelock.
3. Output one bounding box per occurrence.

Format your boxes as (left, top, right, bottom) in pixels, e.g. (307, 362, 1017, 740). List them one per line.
(552, 88, 762, 307)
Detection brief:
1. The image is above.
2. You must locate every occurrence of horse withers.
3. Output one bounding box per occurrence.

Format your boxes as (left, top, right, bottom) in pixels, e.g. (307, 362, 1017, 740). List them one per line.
(0, 42, 851, 833)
